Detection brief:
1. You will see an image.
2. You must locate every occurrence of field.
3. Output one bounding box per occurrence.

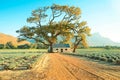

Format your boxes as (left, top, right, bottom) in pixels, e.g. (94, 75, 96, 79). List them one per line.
(0, 49, 120, 80)
(0, 49, 46, 70)
(66, 48, 120, 65)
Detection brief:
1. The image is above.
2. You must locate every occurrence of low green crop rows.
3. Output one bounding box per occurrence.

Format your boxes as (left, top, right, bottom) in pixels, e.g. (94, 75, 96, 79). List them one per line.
(0, 51, 43, 70)
(65, 49, 120, 65)
(77, 49, 120, 65)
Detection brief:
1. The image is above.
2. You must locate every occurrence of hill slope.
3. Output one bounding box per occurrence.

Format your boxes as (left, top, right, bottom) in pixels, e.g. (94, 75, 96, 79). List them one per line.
(87, 33, 120, 46)
(0, 32, 30, 46)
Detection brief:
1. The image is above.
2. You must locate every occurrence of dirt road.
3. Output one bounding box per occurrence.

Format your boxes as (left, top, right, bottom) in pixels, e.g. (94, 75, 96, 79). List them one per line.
(0, 53, 120, 80)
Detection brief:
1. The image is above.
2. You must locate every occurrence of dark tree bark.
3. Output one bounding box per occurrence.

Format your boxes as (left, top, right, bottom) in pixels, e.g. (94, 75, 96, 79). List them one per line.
(48, 43, 53, 53)
(73, 45, 77, 53)
(73, 36, 82, 53)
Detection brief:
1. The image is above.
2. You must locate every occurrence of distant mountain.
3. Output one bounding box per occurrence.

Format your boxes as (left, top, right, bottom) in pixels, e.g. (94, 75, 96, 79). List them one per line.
(1, 32, 119, 47)
(87, 33, 120, 46)
(0, 32, 30, 46)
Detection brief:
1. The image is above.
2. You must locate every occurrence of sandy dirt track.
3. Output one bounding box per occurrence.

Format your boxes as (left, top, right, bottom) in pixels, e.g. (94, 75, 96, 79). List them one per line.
(0, 53, 120, 80)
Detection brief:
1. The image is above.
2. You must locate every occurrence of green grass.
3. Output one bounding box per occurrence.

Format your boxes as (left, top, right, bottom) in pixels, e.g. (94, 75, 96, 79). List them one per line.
(65, 48, 120, 65)
(0, 49, 46, 70)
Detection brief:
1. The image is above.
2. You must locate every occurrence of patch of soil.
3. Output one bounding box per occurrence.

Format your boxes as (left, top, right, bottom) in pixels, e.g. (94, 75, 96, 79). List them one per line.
(0, 53, 120, 80)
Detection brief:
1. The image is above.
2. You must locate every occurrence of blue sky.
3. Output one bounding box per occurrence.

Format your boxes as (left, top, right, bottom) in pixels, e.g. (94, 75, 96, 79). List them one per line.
(0, 0, 120, 42)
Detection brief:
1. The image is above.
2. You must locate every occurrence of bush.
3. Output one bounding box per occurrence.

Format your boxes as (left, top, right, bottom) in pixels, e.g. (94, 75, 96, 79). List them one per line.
(116, 60, 120, 65)
(17, 44, 30, 49)
(107, 58, 114, 62)
(5, 42, 15, 49)
(104, 45, 111, 50)
(0, 65, 5, 70)
(8, 64, 17, 70)
(0, 44, 4, 49)
(100, 57, 108, 61)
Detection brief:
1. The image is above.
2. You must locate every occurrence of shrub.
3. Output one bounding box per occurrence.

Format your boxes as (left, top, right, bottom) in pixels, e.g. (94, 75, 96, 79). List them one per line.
(0, 44, 4, 49)
(0, 65, 5, 70)
(17, 44, 30, 49)
(107, 58, 114, 62)
(5, 42, 15, 49)
(104, 45, 111, 50)
(100, 57, 108, 61)
(8, 64, 17, 70)
(116, 60, 120, 65)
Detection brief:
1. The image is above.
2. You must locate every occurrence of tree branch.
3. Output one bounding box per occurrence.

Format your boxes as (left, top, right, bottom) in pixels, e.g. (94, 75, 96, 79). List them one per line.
(39, 40, 49, 46)
(61, 14, 67, 22)
(54, 32, 61, 37)
(49, 9, 62, 24)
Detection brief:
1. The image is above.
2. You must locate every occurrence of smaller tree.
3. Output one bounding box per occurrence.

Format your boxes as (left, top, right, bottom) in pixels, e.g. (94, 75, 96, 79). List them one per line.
(74, 21, 91, 52)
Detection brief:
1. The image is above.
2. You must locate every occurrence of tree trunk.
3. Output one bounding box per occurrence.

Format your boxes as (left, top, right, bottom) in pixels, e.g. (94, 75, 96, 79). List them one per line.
(48, 43, 53, 53)
(73, 45, 77, 53)
(73, 39, 81, 53)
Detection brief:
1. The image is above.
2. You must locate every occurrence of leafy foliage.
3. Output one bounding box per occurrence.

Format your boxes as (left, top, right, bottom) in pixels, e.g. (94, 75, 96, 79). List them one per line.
(0, 44, 4, 49)
(17, 44, 30, 49)
(16, 4, 91, 52)
(5, 42, 16, 49)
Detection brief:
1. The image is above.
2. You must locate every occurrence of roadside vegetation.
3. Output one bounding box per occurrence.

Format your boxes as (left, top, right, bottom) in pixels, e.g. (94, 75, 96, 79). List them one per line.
(0, 42, 48, 49)
(64, 48, 120, 65)
(0, 50, 46, 70)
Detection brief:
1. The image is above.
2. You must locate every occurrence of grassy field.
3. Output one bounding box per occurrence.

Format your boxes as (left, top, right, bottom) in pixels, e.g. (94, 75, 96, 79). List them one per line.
(0, 49, 47, 70)
(0, 49, 120, 80)
(0, 48, 120, 71)
(65, 48, 120, 65)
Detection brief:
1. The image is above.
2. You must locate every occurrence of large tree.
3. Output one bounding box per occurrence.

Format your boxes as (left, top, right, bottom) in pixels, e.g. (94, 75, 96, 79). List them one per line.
(16, 4, 91, 53)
